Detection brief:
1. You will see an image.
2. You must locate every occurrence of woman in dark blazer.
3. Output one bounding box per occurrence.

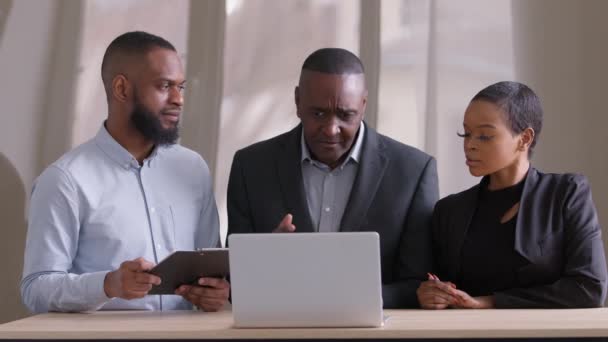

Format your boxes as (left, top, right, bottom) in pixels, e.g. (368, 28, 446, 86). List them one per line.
(417, 81, 607, 309)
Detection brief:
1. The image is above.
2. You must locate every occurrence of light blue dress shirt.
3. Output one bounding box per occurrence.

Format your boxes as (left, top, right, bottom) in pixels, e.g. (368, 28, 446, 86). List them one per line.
(21, 125, 220, 313)
(300, 122, 364, 232)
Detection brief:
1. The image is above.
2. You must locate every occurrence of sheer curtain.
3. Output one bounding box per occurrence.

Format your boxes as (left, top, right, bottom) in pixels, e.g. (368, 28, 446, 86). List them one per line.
(377, 0, 514, 197)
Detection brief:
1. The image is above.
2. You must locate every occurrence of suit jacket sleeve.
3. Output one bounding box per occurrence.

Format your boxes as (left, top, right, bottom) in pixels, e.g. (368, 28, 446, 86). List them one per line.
(430, 198, 447, 279)
(382, 157, 439, 308)
(227, 150, 255, 242)
(495, 175, 608, 308)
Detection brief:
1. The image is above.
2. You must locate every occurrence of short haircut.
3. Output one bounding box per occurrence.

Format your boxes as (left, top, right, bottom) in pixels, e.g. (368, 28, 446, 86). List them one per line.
(101, 31, 176, 91)
(471, 81, 543, 156)
(301, 48, 364, 75)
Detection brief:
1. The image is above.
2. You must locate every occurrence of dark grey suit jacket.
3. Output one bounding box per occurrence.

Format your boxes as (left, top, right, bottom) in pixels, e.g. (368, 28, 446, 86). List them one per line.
(432, 167, 608, 308)
(227, 123, 439, 308)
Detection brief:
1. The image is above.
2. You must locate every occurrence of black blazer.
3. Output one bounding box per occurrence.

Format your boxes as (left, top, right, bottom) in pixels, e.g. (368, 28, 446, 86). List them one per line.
(432, 167, 608, 308)
(227, 123, 439, 308)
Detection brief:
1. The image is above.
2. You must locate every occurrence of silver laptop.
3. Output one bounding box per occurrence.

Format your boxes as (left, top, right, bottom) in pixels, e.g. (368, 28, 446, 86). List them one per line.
(228, 232, 383, 328)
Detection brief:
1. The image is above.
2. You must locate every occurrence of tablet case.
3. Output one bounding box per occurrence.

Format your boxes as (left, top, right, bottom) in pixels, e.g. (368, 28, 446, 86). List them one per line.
(148, 249, 229, 295)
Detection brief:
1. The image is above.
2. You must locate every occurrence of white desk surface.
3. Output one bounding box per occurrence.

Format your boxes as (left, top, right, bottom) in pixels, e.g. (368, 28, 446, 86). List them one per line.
(1, 309, 607, 339)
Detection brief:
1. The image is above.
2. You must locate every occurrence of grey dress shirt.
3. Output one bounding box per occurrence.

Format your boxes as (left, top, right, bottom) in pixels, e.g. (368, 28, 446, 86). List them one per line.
(300, 122, 364, 232)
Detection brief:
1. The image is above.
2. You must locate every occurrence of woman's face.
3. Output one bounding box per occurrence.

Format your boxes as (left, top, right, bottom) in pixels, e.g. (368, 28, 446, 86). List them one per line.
(462, 100, 527, 177)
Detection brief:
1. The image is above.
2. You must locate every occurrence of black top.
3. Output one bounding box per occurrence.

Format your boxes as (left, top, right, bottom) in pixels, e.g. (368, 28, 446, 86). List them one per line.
(432, 167, 607, 308)
(458, 178, 529, 297)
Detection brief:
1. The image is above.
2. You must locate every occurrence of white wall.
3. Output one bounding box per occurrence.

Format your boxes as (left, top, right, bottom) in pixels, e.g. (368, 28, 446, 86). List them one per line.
(512, 0, 608, 259)
(0, 0, 57, 192)
(428, 0, 515, 197)
(0, 0, 58, 323)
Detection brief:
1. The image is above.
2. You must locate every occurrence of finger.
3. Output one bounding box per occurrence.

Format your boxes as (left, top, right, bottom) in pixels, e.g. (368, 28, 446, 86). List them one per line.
(419, 288, 459, 305)
(121, 260, 140, 272)
(183, 290, 200, 304)
(196, 298, 226, 311)
(420, 290, 454, 302)
(123, 289, 149, 299)
(123, 258, 155, 272)
(422, 303, 448, 310)
(418, 282, 449, 296)
(132, 257, 156, 271)
(184, 285, 213, 297)
(283, 213, 293, 226)
(182, 289, 211, 306)
(198, 297, 226, 307)
(452, 290, 473, 306)
(453, 289, 470, 299)
(420, 280, 441, 288)
(127, 283, 153, 292)
(418, 285, 458, 302)
(420, 291, 455, 305)
(274, 214, 296, 233)
(175, 285, 192, 296)
(134, 272, 161, 285)
(198, 277, 230, 289)
(277, 214, 292, 229)
(420, 273, 455, 294)
(427, 280, 457, 295)
(199, 289, 230, 301)
(186, 286, 229, 300)
(419, 280, 441, 289)
(183, 291, 226, 310)
(427, 273, 434, 281)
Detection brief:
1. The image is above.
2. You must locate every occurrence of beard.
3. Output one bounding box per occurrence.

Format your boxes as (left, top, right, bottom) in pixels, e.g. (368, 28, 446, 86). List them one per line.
(130, 99, 179, 146)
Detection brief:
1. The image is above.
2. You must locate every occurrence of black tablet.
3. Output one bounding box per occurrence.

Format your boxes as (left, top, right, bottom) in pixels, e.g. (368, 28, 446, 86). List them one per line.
(147, 249, 229, 295)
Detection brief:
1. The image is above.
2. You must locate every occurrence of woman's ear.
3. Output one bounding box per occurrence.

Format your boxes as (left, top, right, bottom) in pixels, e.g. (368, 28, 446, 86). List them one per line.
(519, 127, 535, 151)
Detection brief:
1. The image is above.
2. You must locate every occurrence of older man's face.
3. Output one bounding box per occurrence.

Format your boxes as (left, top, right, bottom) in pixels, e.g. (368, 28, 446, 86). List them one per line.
(295, 70, 367, 169)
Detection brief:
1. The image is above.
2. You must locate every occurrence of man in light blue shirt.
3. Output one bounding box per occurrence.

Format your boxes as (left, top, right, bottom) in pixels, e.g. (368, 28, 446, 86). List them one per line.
(21, 31, 229, 313)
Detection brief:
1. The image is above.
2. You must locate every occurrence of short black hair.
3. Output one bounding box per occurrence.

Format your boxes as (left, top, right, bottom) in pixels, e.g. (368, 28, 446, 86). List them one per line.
(101, 31, 176, 91)
(472, 81, 543, 156)
(301, 48, 364, 75)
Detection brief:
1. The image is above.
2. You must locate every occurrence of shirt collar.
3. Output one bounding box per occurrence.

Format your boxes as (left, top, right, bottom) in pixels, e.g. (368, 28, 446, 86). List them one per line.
(300, 121, 365, 168)
(94, 123, 164, 170)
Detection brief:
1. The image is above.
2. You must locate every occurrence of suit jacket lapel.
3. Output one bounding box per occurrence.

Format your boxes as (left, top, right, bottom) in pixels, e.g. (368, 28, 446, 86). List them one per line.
(340, 125, 388, 232)
(514, 167, 541, 261)
(276, 125, 315, 232)
(447, 185, 478, 279)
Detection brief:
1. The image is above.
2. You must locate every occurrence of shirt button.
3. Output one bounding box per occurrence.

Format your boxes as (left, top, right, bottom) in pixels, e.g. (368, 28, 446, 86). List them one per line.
(157, 244, 162, 249)
(325, 207, 331, 212)
(150, 207, 156, 214)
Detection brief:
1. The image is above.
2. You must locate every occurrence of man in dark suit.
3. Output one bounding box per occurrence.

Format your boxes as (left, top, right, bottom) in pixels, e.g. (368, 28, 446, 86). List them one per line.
(226, 48, 439, 308)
